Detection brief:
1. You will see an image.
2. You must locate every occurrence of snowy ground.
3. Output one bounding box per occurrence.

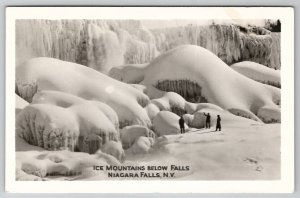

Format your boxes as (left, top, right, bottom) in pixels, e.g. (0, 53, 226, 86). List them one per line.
(124, 123, 280, 180)
(16, 122, 280, 181)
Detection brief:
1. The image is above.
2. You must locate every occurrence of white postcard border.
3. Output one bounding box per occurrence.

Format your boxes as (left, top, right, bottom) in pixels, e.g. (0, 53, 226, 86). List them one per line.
(5, 7, 294, 193)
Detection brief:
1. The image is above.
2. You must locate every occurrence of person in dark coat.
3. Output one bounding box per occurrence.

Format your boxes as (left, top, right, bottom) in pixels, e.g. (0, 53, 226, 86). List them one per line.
(203, 112, 211, 128)
(216, 115, 221, 131)
(179, 116, 185, 134)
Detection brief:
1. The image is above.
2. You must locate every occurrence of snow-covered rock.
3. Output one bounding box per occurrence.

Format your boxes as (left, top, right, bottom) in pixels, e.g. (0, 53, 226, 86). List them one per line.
(102, 141, 125, 162)
(231, 61, 281, 88)
(16, 57, 151, 127)
(120, 125, 155, 149)
(153, 111, 188, 136)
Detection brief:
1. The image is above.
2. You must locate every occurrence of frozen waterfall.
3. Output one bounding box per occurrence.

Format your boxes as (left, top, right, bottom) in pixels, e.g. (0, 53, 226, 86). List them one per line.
(16, 20, 281, 72)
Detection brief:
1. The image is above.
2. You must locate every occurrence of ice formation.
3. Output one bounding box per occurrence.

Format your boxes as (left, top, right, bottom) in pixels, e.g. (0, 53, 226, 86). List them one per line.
(153, 111, 189, 136)
(120, 125, 155, 149)
(16, 91, 120, 154)
(153, 24, 281, 69)
(140, 45, 280, 122)
(16, 57, 151, 127)
(111, 45, 280, 123)
(231, 61, 281, 88)
(16, 20, 281, 73)
(16, 20, 157, 73)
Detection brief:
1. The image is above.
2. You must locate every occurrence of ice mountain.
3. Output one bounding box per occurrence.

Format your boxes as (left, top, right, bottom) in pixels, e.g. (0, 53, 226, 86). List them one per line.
(16, 57, 151, 127)
(110, 45, 281, 123)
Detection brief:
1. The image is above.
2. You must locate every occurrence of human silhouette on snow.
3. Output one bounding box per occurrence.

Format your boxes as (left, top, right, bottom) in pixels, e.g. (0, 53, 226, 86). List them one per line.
(216, 115, 221, 131)
(203, 112, 211, 128)
(179, 116, 185, 134)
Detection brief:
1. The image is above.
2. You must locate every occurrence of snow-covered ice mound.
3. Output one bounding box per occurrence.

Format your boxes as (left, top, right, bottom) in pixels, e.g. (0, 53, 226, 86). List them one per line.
(102, 141, 125, 162)
(16, 57, 151, 127)
(153, 111, 189, 136)
(137, 45, 280, 122)
(126, 136, 155, 155)
(16, 91, 120, 154)
(109, 63, 148, 84)
(231, 61, 281, 88)
(120, 125, 155, 149)
(144, 103, 160, 121)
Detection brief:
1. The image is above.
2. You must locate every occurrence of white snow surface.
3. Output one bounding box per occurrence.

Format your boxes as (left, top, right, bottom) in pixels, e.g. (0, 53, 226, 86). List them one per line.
(16, 57, 151, 127)
(231, 61, 281, 87)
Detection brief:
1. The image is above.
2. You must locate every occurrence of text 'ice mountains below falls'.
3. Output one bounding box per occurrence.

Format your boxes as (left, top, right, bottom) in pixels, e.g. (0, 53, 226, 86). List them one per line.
(16, 20, 280, 73)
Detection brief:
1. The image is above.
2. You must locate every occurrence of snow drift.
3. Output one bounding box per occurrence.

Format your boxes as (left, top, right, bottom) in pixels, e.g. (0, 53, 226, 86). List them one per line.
(16, 57, 151, 127)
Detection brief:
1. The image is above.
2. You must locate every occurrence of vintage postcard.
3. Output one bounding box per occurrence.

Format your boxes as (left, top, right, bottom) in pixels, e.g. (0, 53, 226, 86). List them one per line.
(5, 7, 294, 193)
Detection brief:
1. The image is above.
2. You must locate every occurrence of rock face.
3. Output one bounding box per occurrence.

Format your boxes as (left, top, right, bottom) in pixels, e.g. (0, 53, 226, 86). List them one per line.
(153, 111, 188, 136)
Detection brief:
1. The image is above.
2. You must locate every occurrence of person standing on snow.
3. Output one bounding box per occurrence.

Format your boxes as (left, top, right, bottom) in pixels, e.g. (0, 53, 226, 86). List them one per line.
(216, 115, 221, 131)
(203, 112, 211, 128)
(179, 116, 185, 134)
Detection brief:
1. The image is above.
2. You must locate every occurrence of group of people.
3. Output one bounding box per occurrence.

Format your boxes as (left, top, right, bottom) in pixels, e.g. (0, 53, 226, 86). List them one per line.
(178, 112, 221, 134)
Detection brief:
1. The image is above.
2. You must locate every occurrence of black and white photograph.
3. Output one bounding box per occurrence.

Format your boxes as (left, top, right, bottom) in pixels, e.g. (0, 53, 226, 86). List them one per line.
(5, 7, 294, 193)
